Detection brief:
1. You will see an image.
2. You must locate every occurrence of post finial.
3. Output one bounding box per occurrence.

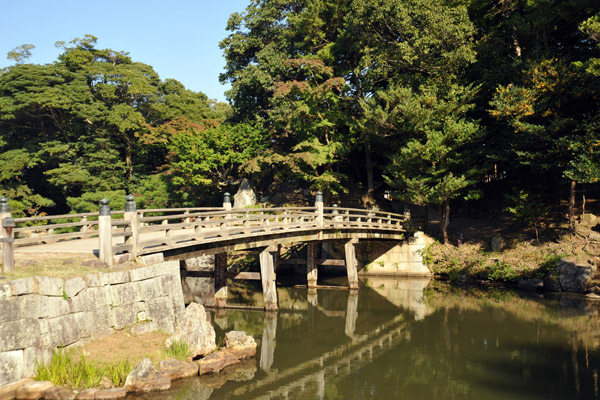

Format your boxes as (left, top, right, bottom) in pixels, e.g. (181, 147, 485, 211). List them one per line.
(315, 191, 323, 204)
(125, 194, 136, 212)
(223, 192, 231, 204)
(0, 197, 9, 213)
(99, 198, 111, 216)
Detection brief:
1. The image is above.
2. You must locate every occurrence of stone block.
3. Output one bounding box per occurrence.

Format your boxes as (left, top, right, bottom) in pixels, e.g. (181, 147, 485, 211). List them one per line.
(137, 253, 164, 266)
(15, 380, 53, 400)
(35, 277, 64, 297)
(158, 359, 198, 381)
(90, 306, 112, 336)
(109, 282, 140, 307)
(138, 278, 164, 300)
(67, 288, 93, 313)
(23, 347, 52, 377)
(0, 378, 31, 400)
(146, 297, 175, 333)
(0, 298, 21, 323)
(182, 277, 215, 306)
(159, 260, 180, 277)
(129, 265, 157, 282)
(113, 253, 134, 265)
(0, 283, 11, 298)
(111, 304, 138, 330)
(0, 350, 23, 386)
(46, 296, 70, 318)
(77, 389, 97, 399)
(224, 331, 257, 359)
(582, 213, 598, 226)
(0, 319, 41, 351)
(63, 277, 86, 298)
(19, 295, 48, 319)
(84, 273, 103, 288)
(39, 319, 48, 336)
(73, 311, 96, 339)
(198, 350, 240, 375)
(103, 270, 130, 285)
(184, 255, 215, 272)
(124, 358, 171, 393)
(43, 386, 78, 400)
(131, 320, 159, 335)
(10, 279, 36, 296)
(46, 315, 79, 347)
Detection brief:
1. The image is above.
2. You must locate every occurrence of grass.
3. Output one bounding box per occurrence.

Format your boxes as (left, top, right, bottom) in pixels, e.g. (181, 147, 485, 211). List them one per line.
(423, 240, 570, 284)
(35, 349, 128, 390)
(0, 254, 101, 281)
(165, 340, 191, 360)
(35, 329, 189, 389)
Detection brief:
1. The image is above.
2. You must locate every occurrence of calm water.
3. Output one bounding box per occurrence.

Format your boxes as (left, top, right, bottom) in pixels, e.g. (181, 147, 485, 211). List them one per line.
(134, 277, 600, 400)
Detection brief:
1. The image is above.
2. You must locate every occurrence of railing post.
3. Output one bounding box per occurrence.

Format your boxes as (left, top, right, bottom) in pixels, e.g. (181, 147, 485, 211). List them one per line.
(98, 198, 113, 268)
(223, 192, 232, 228)
(80, 215, 89, 232)
(124, 194, 139, 257)
(1, 197, 15, 273)
(315, 191, 323, 227)
(315, 191, 323, 240)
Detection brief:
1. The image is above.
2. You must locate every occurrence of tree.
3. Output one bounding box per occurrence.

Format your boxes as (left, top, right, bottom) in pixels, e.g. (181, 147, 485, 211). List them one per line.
(0, 35, 217, 214)
(383, 84, 484, 243)
(165, 121, 267, 202)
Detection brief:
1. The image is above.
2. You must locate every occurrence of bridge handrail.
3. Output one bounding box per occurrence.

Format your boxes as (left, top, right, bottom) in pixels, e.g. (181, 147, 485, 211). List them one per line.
(137, 207, 223, 214)
(138, 207, 317, 224)
(323, 206, 408, 219)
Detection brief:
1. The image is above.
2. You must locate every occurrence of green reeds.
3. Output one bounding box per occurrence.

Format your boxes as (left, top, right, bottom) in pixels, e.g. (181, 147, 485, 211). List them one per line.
(35, 349, 132, 389)
(165, 340, 191, 360)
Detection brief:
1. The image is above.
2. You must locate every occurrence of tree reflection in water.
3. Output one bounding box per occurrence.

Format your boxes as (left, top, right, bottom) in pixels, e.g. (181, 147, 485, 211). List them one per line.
(133, 278, 600, 400)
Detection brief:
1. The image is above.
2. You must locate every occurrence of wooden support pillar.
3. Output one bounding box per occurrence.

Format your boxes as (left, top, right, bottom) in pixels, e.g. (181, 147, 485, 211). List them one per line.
(1, 197, 15, 273)
(307, 241, 318, 289)
(344, 238, 359, 290)
(345, 291, 358, 338)
(123, 195, 139, 257)
(98, 198, 113, 268)
(260, 311, 277, 371)
(259, 245, 278, 311)
(0, 197, 11, 273)
(214, 252, 228, 308)
(316, 370, 325, 400)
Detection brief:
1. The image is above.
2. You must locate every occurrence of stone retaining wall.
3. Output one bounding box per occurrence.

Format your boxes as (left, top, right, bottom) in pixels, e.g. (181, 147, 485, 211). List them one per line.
(0, 261, 185, 385)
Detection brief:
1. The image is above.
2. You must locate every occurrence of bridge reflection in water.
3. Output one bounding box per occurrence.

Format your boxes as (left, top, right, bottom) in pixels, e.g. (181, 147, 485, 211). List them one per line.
(135, 277, 600, 400)
(141, 277, 432, 400)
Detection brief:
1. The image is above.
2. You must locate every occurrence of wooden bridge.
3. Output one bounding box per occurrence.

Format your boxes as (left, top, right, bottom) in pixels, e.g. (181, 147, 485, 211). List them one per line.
(0, 192, 417, 311)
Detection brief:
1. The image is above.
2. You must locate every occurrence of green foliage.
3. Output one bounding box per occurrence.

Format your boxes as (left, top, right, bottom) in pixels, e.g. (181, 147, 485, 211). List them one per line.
(35, 350, 104, 389)
(485, 261, 519, 283)
(165, 340, 191, 360)
(504, 189, 549, 241)
(104, 360, 133, 387)
(166, 122, 267, 197)
(67, 190, 127, 213)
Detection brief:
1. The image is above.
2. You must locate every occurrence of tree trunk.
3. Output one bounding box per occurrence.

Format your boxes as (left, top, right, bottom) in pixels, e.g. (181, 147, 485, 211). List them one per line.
(582, 184, 586, 218)
(364, 138, 374, 194)
(125, 136, 133, 180)
(569, 180, 576, 235)
(441, 200, 450, 245)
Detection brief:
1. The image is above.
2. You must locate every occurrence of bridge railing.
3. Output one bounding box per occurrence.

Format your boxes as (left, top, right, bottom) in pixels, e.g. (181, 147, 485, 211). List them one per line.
(134, 206, 320, 253)
(0, 192, 410, 270)
(323, 206, 408, 231)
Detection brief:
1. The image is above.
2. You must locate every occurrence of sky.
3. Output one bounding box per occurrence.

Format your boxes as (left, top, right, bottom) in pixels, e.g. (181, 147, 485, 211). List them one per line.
(0, 0, 251, 102)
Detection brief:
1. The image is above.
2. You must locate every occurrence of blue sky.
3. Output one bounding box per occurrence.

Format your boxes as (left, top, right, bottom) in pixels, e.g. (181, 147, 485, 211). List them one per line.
(0, 0, 250, 102)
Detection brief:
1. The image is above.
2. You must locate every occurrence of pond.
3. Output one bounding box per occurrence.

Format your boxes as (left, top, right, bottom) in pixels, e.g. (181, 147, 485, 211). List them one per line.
(132, 277, 600, 400)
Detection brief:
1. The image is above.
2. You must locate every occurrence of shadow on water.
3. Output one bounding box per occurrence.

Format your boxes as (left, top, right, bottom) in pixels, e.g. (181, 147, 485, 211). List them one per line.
(129, 278, 600, 400)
